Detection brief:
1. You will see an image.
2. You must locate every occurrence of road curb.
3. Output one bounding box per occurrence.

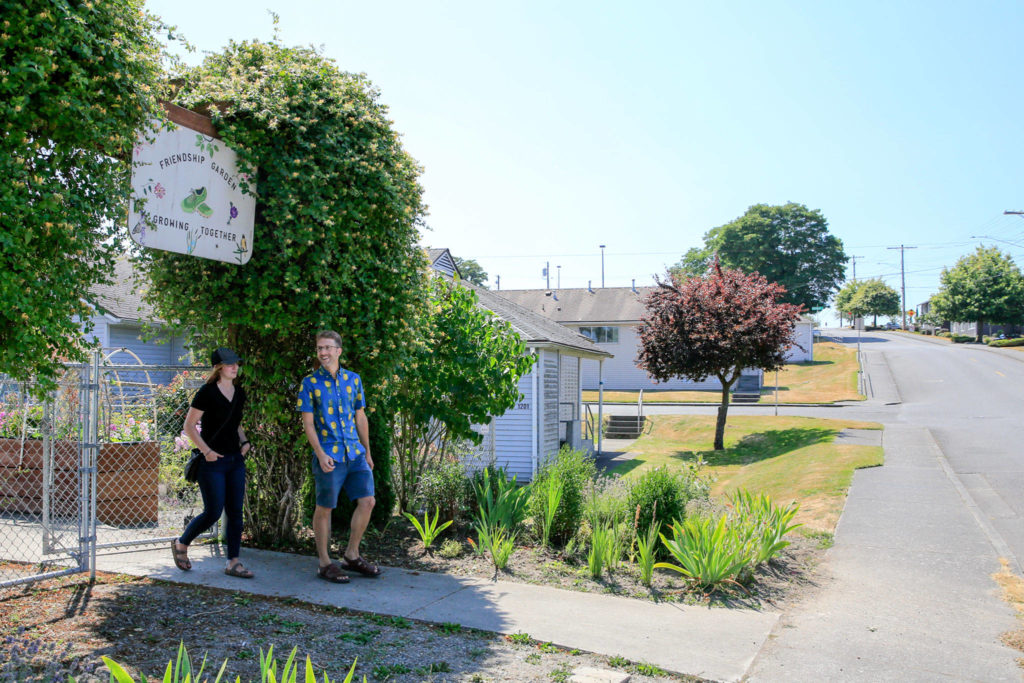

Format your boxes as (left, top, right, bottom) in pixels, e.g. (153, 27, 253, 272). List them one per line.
(921, 427, 1024, 576)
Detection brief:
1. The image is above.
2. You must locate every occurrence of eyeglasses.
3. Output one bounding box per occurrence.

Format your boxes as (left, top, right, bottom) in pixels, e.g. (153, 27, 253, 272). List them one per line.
(316, 345, 340, 352)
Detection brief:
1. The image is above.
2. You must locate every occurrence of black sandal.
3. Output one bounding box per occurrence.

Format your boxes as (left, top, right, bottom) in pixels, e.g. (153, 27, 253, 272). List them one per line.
(317, 563, 350, 584)
(225, 563, 254, 579)
(172, 541, 191, 571)
(342, 555, 382, 577)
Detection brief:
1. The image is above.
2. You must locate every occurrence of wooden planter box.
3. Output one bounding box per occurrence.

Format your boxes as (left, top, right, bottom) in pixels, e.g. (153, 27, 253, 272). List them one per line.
(0, 438, 159, 525)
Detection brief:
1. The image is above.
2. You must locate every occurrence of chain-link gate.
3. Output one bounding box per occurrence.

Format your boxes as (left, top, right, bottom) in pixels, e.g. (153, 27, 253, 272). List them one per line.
(0, 350, 217, 588)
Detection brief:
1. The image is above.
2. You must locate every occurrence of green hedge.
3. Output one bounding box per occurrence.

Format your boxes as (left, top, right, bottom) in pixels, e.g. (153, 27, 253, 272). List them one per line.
(989, 337, 1024, 347)
(950, 334, 974, 344)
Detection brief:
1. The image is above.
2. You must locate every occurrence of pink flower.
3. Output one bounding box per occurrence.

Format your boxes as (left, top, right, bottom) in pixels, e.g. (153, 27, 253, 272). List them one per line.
(153, 183, 166, 199)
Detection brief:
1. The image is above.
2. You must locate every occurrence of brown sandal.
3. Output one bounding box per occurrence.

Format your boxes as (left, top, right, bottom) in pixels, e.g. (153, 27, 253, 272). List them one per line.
(342, 555, 382, 577)
(224, 562, 254, 579)
(171, 541, 191, 571)
(317, 563, 350, 584)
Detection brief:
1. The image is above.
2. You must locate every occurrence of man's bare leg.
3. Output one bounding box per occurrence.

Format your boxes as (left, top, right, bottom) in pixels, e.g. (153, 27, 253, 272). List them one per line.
(344, 496, 375, 561)
(313, 505, 334, 567)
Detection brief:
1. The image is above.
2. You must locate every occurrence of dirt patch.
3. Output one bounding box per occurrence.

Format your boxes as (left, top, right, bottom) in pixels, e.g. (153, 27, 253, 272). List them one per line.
(0, 571, 708, 682)
(993, 557, 1024, 669)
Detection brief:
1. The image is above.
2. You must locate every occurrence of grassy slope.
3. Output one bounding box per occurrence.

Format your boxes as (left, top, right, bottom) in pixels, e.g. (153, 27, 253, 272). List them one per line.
(582, 342, 863, 404)
(610, 414, 883, 533)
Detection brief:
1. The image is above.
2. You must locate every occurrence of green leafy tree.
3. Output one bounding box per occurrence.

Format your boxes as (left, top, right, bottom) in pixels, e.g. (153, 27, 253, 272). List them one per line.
(0, 0, 165, 386)
(931, 246, 1024, 343)
(853, 279, 900, 327)
(391, 276, 533, 513)
(453, 257, 489, 288)
(673, 203, 847, 310)
(833, 280, 866, 327)
(638, 262, 802, 450)
(142, 40, 428, 540)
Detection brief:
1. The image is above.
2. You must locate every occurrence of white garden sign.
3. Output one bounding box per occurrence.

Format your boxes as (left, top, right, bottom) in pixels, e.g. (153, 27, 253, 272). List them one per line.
(129, 118, 256, 264)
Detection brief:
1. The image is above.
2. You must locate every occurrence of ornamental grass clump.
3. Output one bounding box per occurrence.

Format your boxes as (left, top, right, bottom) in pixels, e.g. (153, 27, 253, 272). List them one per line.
(539, 478, 563, 548)
(403, 507, 454, 550)
(473, 466, 530, 533)
(100, 642, 364, 682)
(655, 516, 750, 592)
(635, 518, 661, 587)
(527, 446, 596, 545)
(729, 489, 801, 566)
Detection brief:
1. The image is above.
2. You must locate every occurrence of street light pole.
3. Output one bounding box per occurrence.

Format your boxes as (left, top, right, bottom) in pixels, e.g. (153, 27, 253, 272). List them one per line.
(599, 245, 606, 288)
(557, 265, 561, 289)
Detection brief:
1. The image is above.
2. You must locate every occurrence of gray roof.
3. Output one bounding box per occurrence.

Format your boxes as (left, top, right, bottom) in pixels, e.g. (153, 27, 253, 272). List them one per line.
(426, 248, 460, 278)
(89, 258, 155, 322)
(494, 286, 658, 325)
(453, 279, 611, 359)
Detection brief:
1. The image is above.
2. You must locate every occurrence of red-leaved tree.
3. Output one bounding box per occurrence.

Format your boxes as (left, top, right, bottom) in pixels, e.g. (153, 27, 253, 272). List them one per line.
(638, 262, 803, 450)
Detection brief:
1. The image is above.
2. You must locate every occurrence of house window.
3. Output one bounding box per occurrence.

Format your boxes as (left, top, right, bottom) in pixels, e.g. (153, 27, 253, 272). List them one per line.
(579, 326, 619, 343)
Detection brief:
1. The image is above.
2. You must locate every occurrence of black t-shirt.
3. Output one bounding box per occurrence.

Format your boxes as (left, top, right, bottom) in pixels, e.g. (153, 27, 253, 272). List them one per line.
(191, 383, 246, 455)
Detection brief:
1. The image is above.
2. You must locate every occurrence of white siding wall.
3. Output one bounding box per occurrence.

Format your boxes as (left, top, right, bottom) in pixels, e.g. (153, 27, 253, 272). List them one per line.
(576, 325, 724, 391)
(785, 322, 814, 362)
(558, 352, 579, 423)
(541, 350, 559, 467)
(491, 369, 535, 481)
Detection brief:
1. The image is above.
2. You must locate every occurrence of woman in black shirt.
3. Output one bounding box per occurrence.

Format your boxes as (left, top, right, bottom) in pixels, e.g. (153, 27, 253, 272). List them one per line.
(172, 347, 254, 578)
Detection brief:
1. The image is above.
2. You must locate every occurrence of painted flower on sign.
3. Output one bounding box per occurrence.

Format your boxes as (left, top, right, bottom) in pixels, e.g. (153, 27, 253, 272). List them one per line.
(153, 183, 165, 199)
(227, 201, 238, 225)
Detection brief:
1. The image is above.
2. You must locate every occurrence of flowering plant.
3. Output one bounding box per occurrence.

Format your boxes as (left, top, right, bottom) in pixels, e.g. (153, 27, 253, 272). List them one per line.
(105, 411, 153, 443)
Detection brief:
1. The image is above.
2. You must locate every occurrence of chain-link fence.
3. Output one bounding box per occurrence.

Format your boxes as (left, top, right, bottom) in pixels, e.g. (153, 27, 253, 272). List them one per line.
(0, 352, 217, 588)
(93, 361, 213, 551)
(0, 369, 89, 588)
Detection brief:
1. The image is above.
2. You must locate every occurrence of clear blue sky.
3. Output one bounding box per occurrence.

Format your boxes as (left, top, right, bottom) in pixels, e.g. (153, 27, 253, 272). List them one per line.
(146, 0, 1024, 323)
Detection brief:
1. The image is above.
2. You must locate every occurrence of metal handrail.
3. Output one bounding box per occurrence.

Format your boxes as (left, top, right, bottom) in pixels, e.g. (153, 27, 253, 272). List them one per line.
(637, 389, 644, 430)
(583, 403, 595, 441)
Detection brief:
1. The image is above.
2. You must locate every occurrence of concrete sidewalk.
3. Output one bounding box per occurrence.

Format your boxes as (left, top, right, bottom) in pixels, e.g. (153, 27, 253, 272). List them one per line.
(98, 545, 778, 682)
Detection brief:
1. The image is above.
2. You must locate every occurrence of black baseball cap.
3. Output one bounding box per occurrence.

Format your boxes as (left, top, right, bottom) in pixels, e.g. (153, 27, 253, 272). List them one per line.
(211, 347, 242, 366)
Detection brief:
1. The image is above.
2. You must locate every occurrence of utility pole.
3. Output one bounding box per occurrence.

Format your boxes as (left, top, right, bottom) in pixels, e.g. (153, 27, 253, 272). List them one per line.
(849, 255, 865, 282)
(599, 245, 606, 288)
(887, 244, 917, 330)
(557, 265, 561, 289)
(496, 274, 500, 290)
(544, 261, 550, 289)
(847, 254, 864, 326)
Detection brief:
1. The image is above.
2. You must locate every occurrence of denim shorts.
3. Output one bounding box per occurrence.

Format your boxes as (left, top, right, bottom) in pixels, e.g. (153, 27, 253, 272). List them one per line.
(312, 454, 374, 508)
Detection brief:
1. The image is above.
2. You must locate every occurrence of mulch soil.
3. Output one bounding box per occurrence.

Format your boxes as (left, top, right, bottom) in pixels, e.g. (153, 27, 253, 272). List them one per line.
(0, 520, 825, 681)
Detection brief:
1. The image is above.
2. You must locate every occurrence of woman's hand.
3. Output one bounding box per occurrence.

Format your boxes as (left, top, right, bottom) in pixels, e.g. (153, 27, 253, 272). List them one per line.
(241, 442, 252, 456)
(204, 449, 223, 462)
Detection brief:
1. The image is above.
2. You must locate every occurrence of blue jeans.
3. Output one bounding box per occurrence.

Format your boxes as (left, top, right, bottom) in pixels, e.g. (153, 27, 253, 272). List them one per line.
(179, 452, 246, 559)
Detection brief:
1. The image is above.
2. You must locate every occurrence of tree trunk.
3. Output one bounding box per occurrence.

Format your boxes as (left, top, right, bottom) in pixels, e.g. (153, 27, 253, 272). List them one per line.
(976, 319, 985, 344)
(714, 372, 738, 450)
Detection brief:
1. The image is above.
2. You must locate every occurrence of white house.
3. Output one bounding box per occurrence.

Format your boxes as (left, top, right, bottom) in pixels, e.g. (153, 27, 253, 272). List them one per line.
(787, 316, 815, 362)
(452, 281, 612, 481)
(494, 285, 769, 392)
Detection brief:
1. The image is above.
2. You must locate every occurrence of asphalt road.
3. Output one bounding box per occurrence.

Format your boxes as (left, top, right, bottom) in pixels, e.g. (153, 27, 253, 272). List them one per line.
(596, 328, 1024, 570)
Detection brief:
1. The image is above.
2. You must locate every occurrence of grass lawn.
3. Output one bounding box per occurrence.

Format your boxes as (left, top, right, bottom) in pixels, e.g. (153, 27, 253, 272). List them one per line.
(582, 342, 863, 404)
(609, 414, 883, 534)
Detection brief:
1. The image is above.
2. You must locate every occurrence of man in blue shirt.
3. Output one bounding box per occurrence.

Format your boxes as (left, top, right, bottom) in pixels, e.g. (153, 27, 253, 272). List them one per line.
(299, 330, 382, 583)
